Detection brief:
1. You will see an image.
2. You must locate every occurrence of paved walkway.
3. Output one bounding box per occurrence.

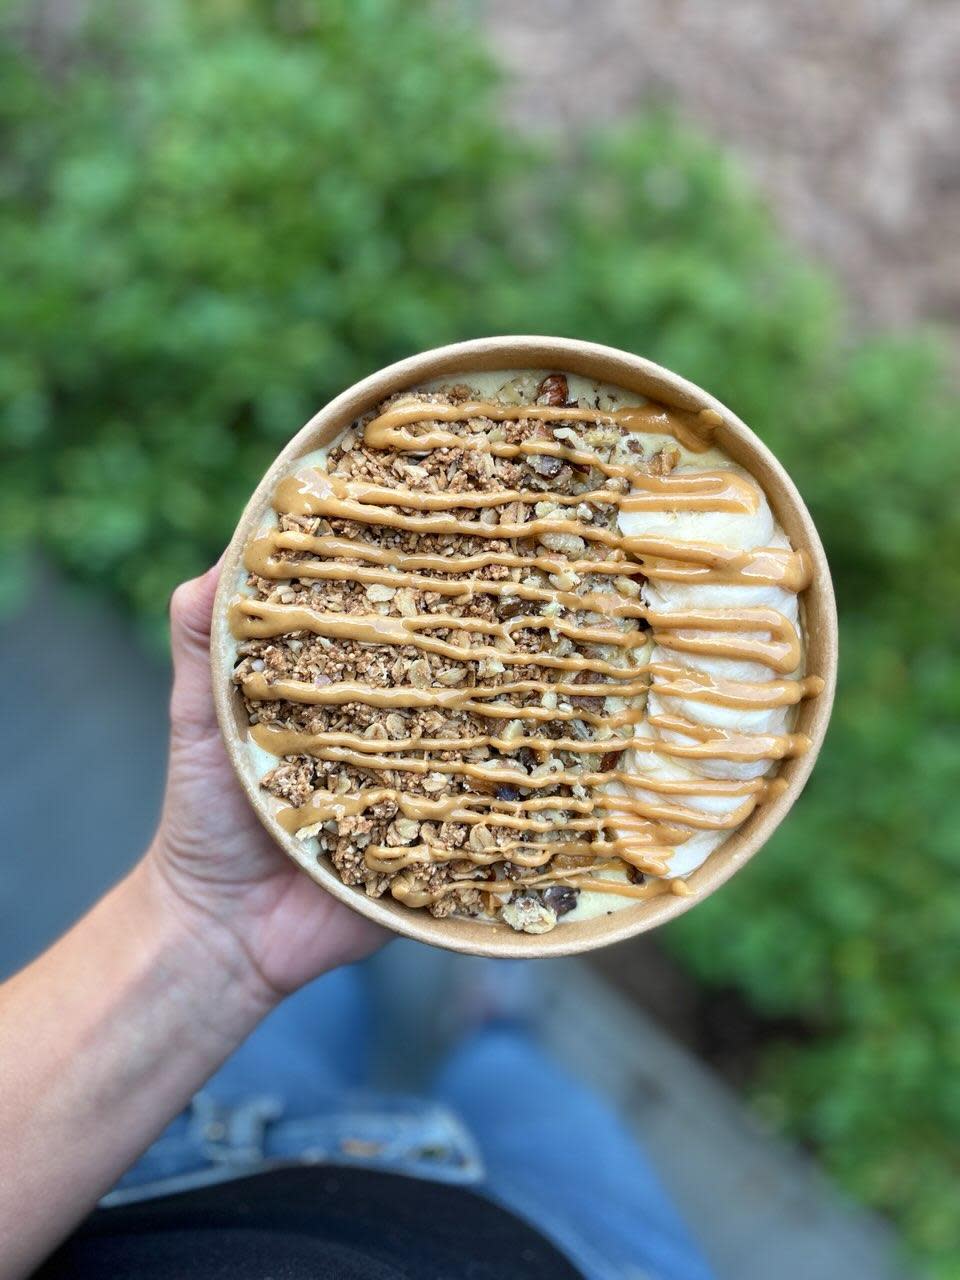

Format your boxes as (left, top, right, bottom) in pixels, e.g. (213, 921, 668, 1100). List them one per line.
(1, 565, 168, 974)
(0, 568, 913, 1279)
(483, 0, 960, 337)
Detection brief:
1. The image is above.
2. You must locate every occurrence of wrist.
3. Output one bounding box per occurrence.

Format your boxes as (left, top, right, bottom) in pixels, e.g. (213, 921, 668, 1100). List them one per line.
(129, 853, 280, 1044)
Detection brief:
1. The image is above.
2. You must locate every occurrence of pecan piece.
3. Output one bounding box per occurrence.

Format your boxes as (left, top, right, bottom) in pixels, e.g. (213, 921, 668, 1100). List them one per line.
(648, 446, 680, 476)
(569, 668, 604, 714)
(499, 599, 528, 620)
(536, 373, 569, 406)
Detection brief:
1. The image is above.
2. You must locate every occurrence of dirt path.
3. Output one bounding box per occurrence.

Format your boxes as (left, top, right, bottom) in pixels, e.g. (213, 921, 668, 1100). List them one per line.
(483, 0, 960, 335)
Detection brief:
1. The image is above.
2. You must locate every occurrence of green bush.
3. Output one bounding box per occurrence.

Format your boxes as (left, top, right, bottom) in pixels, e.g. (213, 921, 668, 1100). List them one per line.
(2, 1, 958, 1272)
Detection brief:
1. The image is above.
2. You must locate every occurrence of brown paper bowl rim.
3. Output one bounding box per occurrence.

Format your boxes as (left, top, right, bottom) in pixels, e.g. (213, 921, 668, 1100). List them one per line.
(211, 336, 837, 958)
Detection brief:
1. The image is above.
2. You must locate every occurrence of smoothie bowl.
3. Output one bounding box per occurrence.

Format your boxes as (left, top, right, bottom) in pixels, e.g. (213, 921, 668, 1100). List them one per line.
(211, 337, 836, 957)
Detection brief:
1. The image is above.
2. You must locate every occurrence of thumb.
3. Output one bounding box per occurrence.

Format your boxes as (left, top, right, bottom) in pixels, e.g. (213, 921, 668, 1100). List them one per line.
(169, 558, 224, 740)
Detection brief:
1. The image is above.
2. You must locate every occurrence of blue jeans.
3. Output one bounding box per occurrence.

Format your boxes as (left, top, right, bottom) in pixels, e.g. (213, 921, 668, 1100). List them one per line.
(109, 962, 714, 1280)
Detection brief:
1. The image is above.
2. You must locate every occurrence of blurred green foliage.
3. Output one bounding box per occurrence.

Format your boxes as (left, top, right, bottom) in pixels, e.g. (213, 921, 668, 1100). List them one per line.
(2, 0, 958, 1271)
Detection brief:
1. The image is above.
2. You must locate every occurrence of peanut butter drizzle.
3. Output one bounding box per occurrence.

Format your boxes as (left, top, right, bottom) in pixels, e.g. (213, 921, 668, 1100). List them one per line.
(273, 472, 761, 550)
(249, 557, 650, 619)
(234, 602, 650, 678)
(252, 672, 810, 754)
(251, 724, 806, 765)
(276, 469, 760, 515)
(637, 546, 811, 591)
(244, 671, 652, 728)
(246, 529, 809, 592)
(233, 604, 645, 652)
(234, 385, 823, 912)
(389, 869, 689, 909)
(367, 846, 698, 898)
(247, 672, 650, 706)
(267, 750, 761, 831)
(252, 712, 804, 768)
(233, 595, 801, 672)
(649, 665, 825, 710)
(275, 784, 686, 862)
(644, 606, 802, 674)
(364, 838, 674, 872)
(244, 547, 799, 625)
(362, 398, 721, 453)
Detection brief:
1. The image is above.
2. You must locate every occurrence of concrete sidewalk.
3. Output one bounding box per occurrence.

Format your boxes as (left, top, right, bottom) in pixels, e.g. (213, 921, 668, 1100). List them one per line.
(0, 568, 913, 1279)
(0, 566, 169, 974)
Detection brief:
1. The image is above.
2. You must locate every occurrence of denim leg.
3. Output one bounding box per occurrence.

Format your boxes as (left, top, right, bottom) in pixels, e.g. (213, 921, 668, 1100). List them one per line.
(199, 961, 373, 1116)
(433, 1024, 716, 1280)
(112, 963, 373, 1193)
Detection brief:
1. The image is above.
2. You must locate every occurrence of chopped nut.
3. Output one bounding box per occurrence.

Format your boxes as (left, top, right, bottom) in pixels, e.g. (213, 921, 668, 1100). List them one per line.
(469, 824, 495, 852)
(583, 424, 621, 448)
(536, 373, 569, 406)
(552, 426, 582, 447)
(528, 453, 563, 479)
(527, 423, 563, 478)
(391, 817, 421, 843)
(364, 583, 397, 603)
(649, 446, 680, 476)
(394, 589, 418, 618)
(539, 532, 586, 555)
(401, 462, 430, 482)
(501, 895, 558, 934)
(436, 666, 467, 687)
(408, 658, 432, 688)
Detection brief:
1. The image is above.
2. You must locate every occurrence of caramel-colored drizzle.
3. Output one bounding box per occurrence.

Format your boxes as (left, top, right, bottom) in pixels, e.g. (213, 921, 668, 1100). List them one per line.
(247, 529, 810, 592)
(362, 397, 723, 454)
(231, 391, 822, 915)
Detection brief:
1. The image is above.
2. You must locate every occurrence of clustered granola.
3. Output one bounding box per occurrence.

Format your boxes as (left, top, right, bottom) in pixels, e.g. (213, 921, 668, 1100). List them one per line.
(234, 372, 677, 932)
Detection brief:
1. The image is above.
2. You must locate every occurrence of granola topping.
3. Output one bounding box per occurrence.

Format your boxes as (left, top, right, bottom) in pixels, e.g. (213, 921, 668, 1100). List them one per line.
(229, 371, 824, 932)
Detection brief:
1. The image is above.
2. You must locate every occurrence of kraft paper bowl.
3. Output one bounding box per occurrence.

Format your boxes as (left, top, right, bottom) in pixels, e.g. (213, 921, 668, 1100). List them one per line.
(212, 336, 837, 958)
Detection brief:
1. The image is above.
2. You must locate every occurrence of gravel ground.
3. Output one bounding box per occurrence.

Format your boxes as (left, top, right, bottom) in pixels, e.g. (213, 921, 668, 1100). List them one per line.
(483, 0, 960, 336)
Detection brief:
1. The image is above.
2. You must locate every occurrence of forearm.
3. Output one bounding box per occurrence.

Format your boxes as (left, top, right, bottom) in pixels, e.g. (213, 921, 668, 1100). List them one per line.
(0, 857, 276, 1280)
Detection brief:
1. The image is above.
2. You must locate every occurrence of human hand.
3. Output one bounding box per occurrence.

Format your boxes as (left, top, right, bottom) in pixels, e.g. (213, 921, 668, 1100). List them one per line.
(143, 562, 384, 1009)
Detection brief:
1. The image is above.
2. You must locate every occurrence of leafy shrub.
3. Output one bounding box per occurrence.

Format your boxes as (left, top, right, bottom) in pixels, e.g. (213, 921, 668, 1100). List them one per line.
(2, 1, 958, 1272)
